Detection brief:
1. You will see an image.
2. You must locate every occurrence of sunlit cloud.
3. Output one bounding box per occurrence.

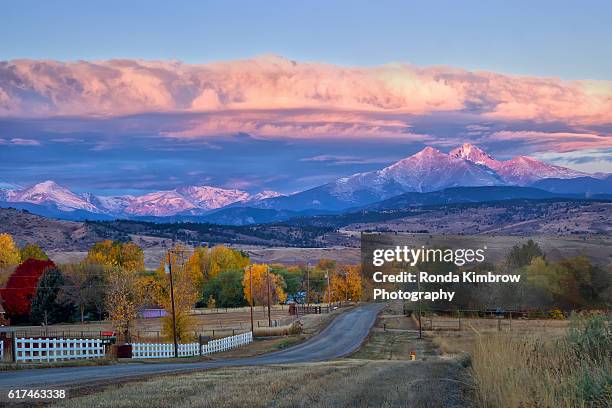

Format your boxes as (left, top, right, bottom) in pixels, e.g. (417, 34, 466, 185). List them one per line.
(1, 56, 611, 129)
(489, 131, 612, 152)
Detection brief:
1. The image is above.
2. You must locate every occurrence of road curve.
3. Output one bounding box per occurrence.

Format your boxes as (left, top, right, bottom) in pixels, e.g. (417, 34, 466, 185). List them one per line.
(0, 303, 384, 390)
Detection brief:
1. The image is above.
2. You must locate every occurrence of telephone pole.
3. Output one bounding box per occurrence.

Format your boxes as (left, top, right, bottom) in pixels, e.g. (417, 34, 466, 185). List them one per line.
(266, 266, 272, 327)
(248, 265, 254, 332)
(326, 270, 331, 312)
(306, 263, 311, 307)
(166, 251, 179, 358)
(417, 275, 422, 339)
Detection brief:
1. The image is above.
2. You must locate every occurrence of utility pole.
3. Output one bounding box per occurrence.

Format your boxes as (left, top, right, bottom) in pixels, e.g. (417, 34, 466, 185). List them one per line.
(417, 275, 422, 339)
(248, 265, 254, 333)
(266, 266, 272, 327)
(306, 263, 310, 307)
(166, 251, 179, 358)
(326, 270, 331, 312)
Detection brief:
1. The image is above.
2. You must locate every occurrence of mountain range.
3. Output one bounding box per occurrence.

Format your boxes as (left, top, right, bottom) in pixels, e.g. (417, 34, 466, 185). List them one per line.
(1, 144, 609, 222)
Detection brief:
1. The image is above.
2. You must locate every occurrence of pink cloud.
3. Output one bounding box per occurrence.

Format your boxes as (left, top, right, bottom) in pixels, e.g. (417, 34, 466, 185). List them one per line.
(1, 56, 610, 126)
(490, 131, 612, 152)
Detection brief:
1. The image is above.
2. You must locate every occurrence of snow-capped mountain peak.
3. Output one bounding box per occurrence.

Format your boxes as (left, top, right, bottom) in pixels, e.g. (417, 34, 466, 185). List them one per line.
(7, 180, 100, 212)
(495, 155, 588, 185)
(449, 143, 501, 169)
(176, 186, 251, 210)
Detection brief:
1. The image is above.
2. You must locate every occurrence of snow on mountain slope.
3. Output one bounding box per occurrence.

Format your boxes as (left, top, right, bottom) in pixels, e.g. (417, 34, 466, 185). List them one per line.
(123, 190, 197, 216)
(331, 146, 502, 198)
(449, 143, 501, 169)
(176, 186, 250, 210)
(248, 190, 285, 201)
(495, 156, 588, 185)
(6, 181, 100, 212)
(451, 143, 588, 185)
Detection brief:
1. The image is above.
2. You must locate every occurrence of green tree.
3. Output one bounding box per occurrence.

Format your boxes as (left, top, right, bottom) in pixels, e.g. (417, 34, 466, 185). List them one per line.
(507, 239, 544, 269)
(61, 263, 107, 323)
(19, 243, 49, 261)
(30, 267, 74, 324)
(202, 269, 247, 308)
(273, 267, 302, 299)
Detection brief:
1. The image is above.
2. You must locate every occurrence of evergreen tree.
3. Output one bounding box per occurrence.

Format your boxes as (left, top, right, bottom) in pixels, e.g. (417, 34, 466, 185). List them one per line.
(30, 267, 74, 324)
(19, 243, 49, 261)
(506, 239, 544, 269)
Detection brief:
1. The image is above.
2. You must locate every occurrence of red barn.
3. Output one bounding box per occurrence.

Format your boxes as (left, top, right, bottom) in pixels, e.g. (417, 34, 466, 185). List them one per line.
(0, 259, 55, 319)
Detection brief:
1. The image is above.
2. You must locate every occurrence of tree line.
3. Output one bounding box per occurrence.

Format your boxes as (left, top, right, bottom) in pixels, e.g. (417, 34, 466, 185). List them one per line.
(0, 234, 362, 341)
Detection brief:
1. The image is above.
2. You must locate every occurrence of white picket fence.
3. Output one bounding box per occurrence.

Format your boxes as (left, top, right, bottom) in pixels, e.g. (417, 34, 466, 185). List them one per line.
(130, 331, 253, 359)
(15, 338, 104, 362)
(131, 342, 201, 358)
(202, 331, 252, 355)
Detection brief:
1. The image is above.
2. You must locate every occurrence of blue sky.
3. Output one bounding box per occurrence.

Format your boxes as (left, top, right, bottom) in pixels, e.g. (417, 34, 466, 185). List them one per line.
(0, 1, 610, 194)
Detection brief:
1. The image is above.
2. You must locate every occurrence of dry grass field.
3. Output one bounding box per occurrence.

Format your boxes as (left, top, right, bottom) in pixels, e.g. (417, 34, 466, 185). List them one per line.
(424, 315, 571, 355)
(419, 312, 611, 407)
(52, 359, 470, 408)
(12, 305, 294, 342)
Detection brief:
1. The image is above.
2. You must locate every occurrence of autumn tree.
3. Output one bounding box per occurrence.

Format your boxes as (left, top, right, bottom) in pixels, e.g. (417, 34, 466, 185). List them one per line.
(0, 233, 21, 269)
(328, 265, 362, 302)
(61, 263, 106, 323)
(186, 245, 249, 290)
(30, 267, 74, 324)
(242, 264, 287, 312)
(19, 243, 48, 262)
(526, 255, 610, 309)
(105, 267, 142, 342)
(272, 266, 302, 300)
(0, 259, 55, 321)
(85, 240, 144, 273)
(156, 247, 199, 341)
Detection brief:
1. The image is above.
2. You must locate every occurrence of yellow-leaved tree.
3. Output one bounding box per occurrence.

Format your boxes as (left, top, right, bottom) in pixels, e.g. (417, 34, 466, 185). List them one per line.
(242, 264, 287, 312)
(0, 233, 21, 269)
(156, 245, 199, 342)
(0, 233, 21, 287)
(185, 245, 249, 289)
(329, 265, 362, 302)
(85, 240, 144, 273)
(105, 267, 142, 343)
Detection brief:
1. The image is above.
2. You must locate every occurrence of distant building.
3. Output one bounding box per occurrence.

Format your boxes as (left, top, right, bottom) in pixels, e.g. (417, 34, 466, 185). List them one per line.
(140, 308, 168, 318)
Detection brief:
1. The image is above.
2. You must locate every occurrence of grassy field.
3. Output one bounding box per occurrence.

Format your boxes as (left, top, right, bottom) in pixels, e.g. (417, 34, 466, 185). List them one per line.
(11, 305, 293, 342)
(41, 302, 470, 408)
(417, 312, 610, 407)
(424, 315, 571, 355)
(52, 360, 469, 408)
(470, 314, 611, 407)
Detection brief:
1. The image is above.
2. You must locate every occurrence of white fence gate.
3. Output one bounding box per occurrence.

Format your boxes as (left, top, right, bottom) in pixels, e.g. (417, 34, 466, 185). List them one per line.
(15, 338, 104, 362)
(130, 331, 253, 359)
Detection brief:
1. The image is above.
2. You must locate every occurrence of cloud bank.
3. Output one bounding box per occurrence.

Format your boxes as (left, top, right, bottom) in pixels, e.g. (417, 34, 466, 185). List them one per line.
(0, 55, 611, 155)
(1, 55, 611, 124)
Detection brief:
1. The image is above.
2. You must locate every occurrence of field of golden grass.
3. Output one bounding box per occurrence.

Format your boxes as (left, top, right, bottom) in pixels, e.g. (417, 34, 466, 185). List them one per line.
(424, 313, 611, 407)
(13, 305, 293, 342)
(52, 360, 469, 408)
